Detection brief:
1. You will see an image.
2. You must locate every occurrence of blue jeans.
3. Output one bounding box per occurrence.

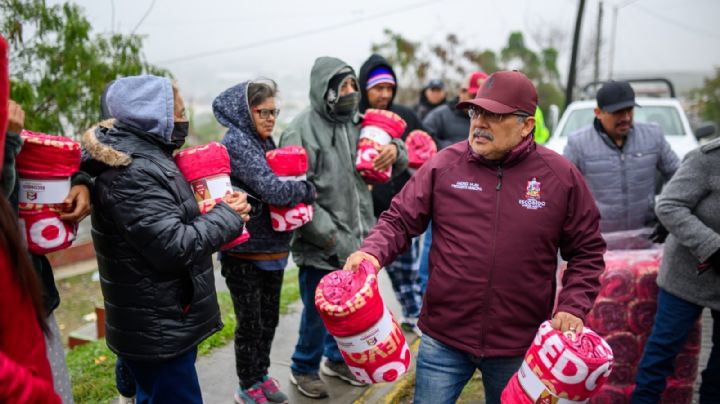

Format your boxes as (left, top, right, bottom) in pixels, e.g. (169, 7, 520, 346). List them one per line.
(115, 357, 136, 397)
(633, 289, 720, 404)
(414, 333, 523, 404)
(418, 225, 431, 294)
(290, 265, 343, 374)
(122, 348, 201, 404)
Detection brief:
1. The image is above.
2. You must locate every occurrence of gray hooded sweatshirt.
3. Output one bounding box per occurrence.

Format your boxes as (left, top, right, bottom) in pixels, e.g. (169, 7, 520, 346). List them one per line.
(279, 57, 408, 270)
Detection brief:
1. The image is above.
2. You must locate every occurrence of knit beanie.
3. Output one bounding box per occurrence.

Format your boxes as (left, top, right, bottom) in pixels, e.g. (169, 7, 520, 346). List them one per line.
(366, 66, 395, 90)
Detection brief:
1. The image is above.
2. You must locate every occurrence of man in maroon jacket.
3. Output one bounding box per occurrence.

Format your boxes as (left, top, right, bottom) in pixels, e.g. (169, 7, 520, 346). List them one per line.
(345, 71, 606, 404)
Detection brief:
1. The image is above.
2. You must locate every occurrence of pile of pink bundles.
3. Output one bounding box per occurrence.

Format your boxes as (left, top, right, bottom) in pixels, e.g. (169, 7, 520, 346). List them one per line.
(315, 260, 411, 384)
(265, 146, 313, 232)
(174, 142, 249, 248)
(502, 321, 614, 403)
(577, 229, 702, 403)
(356, 109, 406, 184)
(15, 130, 81, 255)
(405, 129, 437, 170)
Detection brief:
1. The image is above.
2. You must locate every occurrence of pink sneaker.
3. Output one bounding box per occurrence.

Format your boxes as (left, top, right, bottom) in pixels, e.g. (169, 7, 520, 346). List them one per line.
(259, 376, 289, 403)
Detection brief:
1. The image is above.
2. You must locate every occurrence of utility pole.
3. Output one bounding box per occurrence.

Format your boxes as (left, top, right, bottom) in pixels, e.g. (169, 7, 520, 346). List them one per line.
(608, 5, 618, 79)
(594, 1, 603, 84)
(565, 0, 586, 108)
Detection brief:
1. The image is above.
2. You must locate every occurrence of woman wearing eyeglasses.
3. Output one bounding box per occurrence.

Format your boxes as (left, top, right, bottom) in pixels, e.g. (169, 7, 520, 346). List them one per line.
(213, 79, 316, 404)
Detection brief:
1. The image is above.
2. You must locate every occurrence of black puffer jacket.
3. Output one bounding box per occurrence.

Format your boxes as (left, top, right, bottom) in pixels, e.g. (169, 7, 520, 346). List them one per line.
(81, 76, 245, 361)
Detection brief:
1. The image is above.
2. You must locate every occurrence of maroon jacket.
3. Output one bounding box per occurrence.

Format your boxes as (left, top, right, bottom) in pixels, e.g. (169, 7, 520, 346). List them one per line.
(361, 137, 606, 357)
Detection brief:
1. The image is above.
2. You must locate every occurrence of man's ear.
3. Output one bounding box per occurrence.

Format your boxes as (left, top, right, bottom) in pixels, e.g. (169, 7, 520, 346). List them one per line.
(593, 107, 602, 119)
(522, 116, 536, 138)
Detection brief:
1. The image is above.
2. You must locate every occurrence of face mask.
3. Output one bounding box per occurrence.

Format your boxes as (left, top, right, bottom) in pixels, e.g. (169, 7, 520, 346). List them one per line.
(331, 92, 360, 122)
(170, 121, 189, 149)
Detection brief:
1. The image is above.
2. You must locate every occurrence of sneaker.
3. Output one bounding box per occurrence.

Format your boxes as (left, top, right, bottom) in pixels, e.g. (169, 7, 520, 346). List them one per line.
(234, 383, 269, 404)
(401, 317, 423, 337)
(118, 394, 136, 404)
(320, 360, 368, 387)
(289, 370, 329, 399)
(259, 375, 289, 403)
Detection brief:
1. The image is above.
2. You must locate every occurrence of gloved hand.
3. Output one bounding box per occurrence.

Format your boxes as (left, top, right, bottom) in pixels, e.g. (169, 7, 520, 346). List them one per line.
(649, 222, 669, 244)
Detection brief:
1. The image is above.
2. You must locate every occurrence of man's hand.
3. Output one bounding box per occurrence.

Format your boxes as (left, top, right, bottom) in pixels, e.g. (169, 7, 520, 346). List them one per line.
(222, 191, 251, 222)
(373, 143, 398, 171)
(343, 250, 380, 272)
(59, 185, 91, 223)
(552, 311, 584, 341)
(7, 100, 25, 134)
(649, 222, 669, 244)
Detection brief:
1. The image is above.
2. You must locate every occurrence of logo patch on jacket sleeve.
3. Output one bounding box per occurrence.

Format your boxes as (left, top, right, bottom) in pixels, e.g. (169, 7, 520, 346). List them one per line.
(519, 177, 546, 210)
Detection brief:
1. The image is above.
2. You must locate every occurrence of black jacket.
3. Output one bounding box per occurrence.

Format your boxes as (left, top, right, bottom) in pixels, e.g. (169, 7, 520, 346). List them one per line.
(358, 54, 423, 217)
(81, 123, 244, 361)
(422, 99, 471, 150)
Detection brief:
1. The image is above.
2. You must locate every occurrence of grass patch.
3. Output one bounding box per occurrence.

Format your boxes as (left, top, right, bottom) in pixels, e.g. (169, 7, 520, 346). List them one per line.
(68, 267, 300, 403)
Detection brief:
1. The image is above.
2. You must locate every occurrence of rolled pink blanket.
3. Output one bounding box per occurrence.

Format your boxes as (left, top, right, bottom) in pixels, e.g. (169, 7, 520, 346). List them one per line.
(16, 130, 81, 254)
(627, 299, 657, 335)
(266, 146, 313, 232)
(661, 379, 693, 404)
(607, 363, 635, 386)
(587, 299, 627, 335)
(681, 321, 702, 354)
(589, 384, 630, 404)
(356, 109, 406, 184)
(672, 354, 699, 383)
(405, 130, 436, 169)
(598, 265, 635, 302)
(501, 321, 613, 403)
(635, 266, 659, 301)
(604, 332, 640, 366)
(315, 261, 411, 384)
(175, 142, 249, 248)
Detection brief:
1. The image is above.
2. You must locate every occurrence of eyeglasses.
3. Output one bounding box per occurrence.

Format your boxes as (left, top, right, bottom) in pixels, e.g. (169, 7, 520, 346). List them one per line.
(468, 107, 529, 123)
(254, 108, 280, 119)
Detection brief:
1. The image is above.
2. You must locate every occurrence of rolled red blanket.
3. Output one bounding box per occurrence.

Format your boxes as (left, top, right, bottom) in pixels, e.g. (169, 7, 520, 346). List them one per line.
(587, 299, 627, 335)
(315, 260, 411, 384)
(681, 321, 702, 354)
(598, 265, 635, 302)
(356, 109, 406, 184)
(15, 130, 81, 254)
(607, 363, 635, 386)
(661, 379, 693, 404)
(405, 129, 436, 169)
(589, 384, 630, 404)
(635, 265, 659, 301)
(175, 142, 249, 248)
(501, 321, 613, 403)
(0, 35, 8, 163)
(672, 354, 699, 382)
(627, 299, 657, 335)
(604, 332, 639, 366)
(265, 146, 313, 232)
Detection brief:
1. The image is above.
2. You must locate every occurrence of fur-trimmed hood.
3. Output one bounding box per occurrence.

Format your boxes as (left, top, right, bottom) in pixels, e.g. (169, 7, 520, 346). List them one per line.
(81, 120, 132, 168)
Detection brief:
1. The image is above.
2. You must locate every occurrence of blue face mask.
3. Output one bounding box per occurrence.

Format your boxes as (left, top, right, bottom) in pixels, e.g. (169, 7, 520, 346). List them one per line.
(170, 121, 189, 149)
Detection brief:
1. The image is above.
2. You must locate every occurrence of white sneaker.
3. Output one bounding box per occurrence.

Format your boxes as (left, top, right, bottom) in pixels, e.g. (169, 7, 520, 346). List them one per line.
(118, 394, 136, 404)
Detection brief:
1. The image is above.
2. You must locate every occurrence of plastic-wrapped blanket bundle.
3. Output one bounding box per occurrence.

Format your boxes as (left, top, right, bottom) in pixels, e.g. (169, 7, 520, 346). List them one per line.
(265, 146, 313, 232)
(175, 142, 249, 248)
(580, 229, 702, 404)
(405, 129, 437, 170)
(16, 130, 81, 254)
(356, 109, 406, 184)
(315, 260, 411, 384)
(501, 321, 613, 403)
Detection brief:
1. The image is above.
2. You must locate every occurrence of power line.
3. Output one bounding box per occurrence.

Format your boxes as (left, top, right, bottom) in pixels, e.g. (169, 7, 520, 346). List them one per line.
(156, 0, 442, 65)
(635, 3, 720, 40)
(131, 0, 157, 35)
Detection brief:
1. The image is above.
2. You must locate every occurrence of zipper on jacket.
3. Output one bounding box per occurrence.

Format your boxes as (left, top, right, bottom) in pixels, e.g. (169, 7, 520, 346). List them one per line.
(495, 166, 504, 191)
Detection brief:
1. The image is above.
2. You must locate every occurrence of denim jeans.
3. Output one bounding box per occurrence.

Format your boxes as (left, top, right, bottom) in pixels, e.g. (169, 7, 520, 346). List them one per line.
(290, 265, 343, 375)
(633, 289, 720, 404)
(123, 348, 201, 404)
(418, 225, 431, 295)
(414, 333, 523, 404)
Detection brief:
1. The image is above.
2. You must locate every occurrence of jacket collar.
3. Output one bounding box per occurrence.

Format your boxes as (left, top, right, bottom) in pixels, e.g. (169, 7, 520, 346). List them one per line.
(466, 134, 536, 168)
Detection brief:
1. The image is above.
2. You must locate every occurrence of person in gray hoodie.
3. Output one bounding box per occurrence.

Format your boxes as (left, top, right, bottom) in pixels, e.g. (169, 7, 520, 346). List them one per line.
(81, 75, 250, 403)
(632, 138, 720, 403)
(279, 56, 407, 399)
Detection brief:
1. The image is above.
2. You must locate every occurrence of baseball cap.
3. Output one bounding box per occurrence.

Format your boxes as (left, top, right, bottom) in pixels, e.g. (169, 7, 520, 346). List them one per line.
(597, 81, 639, 112)
(426, 79, 444, 90)
(457, 70, 537, 115)
(466, 71, 488, 95)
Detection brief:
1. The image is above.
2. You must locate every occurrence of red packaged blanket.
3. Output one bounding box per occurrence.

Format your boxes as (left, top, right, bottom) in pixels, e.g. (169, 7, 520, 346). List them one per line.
(501, 321, 614, 403)
(405, 129, 436, 169)
(16, 130, 81, 254)
(356, 109, 406, 184)
(315, 260, 411, 384)
(627, 300, 657, 335)
(175, 142, 249, 248)
(0, 35, 8, 164)
(265, 146, 313, 232)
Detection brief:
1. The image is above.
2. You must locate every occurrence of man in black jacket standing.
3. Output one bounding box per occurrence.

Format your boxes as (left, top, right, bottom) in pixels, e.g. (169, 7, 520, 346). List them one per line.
(358, 54, 424, 336)
(81, 75, 250, 403)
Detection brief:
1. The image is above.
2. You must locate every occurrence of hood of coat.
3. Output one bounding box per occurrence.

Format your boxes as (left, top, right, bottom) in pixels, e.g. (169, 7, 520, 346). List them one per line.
(105, 75, 175, 141)
(309, 56, 357, 122)
(212, 81, 259, 138)
(358, 54, 397, 113)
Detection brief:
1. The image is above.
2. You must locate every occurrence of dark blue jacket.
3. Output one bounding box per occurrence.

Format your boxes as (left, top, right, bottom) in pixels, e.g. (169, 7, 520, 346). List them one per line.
(214, 81, 315, 254)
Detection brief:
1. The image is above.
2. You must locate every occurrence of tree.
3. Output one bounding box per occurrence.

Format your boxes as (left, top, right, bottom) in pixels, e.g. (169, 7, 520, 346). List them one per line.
(1, 0, 168, 137)
(691, 68, 720, 127)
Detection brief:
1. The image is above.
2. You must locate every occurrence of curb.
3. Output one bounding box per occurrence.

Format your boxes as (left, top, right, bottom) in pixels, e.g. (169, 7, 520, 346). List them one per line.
(355, 337, 421, 404)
